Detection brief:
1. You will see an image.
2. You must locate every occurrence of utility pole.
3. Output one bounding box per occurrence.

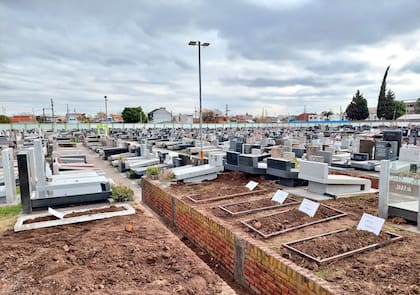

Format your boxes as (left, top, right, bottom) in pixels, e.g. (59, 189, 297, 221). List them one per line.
(104, 95, 108, 123)
(50, 98, 55, 130)
(225, 104, 230, 117)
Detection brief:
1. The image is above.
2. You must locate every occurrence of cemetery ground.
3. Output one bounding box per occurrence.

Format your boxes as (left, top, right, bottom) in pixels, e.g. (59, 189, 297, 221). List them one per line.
(167, 172, 420, 294)
(0, 147, 419, 294)
(0, 208, 235, 294)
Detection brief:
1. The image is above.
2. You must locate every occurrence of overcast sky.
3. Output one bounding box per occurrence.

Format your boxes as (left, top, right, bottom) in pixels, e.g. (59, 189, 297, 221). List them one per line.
(1, 0, 420, 117)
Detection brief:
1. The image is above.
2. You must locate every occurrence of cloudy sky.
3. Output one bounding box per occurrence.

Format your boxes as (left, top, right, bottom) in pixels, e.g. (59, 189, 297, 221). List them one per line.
(1, 0, 420, 117)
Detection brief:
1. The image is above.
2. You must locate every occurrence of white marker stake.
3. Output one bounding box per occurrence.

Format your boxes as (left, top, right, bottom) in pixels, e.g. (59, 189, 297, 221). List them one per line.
(272, 190, 288, 204)
(246, 181, 258, 191)
(357, 213, 385, 236)
(48, 207, 65, 220)
(298, 199, 320, 217)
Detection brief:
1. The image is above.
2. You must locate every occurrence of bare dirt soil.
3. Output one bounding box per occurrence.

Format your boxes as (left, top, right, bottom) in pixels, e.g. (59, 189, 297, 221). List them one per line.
(244, 205, 343, 236)
(169, 172, 275, 202)
(23, 206, 126, 224)
(286, 228, 396, 261)
(220, 197, 298, 214)
(0, 208, 233, 295)
(170, 172, 419, 295)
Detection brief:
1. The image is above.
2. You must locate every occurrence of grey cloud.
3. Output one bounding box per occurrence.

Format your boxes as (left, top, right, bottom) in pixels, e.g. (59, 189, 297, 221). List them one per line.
(224, 77, 332, 88)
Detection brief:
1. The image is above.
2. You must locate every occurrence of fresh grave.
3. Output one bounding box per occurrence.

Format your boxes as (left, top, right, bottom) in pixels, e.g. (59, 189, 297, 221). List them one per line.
(241, 200, 347, 238)
(218, 190, 300, 216)
(282, 213, 403, 265)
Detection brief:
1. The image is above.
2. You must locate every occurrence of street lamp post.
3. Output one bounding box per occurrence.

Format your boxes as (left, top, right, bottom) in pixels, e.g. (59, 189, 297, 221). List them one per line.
(104, 95, 108, 123)
(189, 40, 210, 164)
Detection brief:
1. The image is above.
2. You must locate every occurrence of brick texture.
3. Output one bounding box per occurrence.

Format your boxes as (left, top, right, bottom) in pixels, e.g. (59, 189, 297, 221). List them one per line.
(142, 179, 341, 295)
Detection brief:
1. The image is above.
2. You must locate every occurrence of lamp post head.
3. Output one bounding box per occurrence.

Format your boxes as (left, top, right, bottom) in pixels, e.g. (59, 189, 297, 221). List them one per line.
(188, 41, 198, 46)
(201, 42, 210, 47)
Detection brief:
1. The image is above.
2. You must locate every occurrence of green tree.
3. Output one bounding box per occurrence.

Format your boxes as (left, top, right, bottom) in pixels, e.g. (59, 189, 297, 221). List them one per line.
(321, 110, 334, 120)
(345, 90, 369, 120)
(377, 65, 391, 119)
(122, 107, 147, 123)
(381, 89, 396, 120)
(393, 100, 406, 119)
(0, 115, 10, 123)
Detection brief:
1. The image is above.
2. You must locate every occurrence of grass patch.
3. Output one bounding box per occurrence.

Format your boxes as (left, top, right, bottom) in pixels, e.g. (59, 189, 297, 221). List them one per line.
(314, 267, 334, 279)
(0, 204, 21, 217)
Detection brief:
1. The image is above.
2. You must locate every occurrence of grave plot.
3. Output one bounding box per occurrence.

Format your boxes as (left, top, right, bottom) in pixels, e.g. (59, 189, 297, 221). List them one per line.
(186, 188, 267, 203)
(14, 204, 135, 231)
(218, 196, 300, 216)
(282, 228, 403, 265)
(241, 204, 346, 238)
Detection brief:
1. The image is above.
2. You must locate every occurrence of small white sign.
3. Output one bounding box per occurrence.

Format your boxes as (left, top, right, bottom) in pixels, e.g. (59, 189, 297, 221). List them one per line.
(271, 190, 288, 204)
(357, 213, 385, 236)
(48, 207, 65, 220)
(298, 199, 320, 217)
(246, 181, 259, 191)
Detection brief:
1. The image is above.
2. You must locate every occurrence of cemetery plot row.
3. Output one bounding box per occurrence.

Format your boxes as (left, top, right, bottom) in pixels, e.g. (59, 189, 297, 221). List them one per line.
(218, 196, 300, 215)
(282, 228, 403, 265)
(241, 204, 346, 239)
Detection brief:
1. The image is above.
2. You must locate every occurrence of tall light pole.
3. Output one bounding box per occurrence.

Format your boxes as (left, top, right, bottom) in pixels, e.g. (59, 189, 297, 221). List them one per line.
(104, 95, 108, 123)
(189, 40, 210, 163)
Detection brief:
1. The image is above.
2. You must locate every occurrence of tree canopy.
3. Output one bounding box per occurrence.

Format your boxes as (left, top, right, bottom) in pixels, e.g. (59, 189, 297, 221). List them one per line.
(377, 65, 391, 119)
(321, 110, 334, 120)
(394, 100, 406, 119)
(345, 90, 369, 120)
(122, 107, 147, 123)
(0, 115, 10, 123)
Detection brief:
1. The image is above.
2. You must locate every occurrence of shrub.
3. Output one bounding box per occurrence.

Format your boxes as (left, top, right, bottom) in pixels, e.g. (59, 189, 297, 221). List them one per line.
(146, 166, 159, 177)
(111, 184, 134, 202)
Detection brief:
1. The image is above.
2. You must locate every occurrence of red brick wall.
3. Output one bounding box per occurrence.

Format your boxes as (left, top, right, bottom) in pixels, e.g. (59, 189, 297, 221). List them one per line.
(142, 179, 338, 295)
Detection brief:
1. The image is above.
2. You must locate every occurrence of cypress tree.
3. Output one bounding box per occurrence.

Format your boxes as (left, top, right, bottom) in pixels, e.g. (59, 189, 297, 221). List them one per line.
(377, 65, 390, 119)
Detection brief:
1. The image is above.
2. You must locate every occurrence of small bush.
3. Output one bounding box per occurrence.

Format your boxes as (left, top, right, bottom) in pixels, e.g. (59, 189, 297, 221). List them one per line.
(159, 169, 175, 182)
(111, 185, 134, 202)
(146, 166, 159, 177)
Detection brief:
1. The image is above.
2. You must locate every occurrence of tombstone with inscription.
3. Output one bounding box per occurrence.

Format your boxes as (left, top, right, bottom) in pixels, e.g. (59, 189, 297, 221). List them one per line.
(375, 141, 398, 161)
(383, 130, 402, 156)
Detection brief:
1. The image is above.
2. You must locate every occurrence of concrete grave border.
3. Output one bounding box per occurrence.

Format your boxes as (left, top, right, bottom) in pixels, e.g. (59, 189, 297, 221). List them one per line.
(14, 203, 135, 232)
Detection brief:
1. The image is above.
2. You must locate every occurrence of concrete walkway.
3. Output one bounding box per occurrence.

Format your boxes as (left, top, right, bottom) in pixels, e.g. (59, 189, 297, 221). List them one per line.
(80, 144, 143, 202)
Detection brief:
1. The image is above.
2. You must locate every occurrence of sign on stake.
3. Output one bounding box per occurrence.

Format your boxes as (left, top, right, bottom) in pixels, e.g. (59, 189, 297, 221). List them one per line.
(246, 181, 258, 191)
(357, 213, 385, 236)
(271, 190, 288, 204)
(298, 199, 320, 217)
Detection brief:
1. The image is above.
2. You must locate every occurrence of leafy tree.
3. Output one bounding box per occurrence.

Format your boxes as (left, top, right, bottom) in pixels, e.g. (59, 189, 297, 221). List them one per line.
(345, 90, 369, 120)
(321, 110, 334, 120)
(381, 89, 396, 120)
(393, 100, 406, 119)
(377, 65, 391, 119)
(122, 107, 147, 123)
(0, 115, 10, 123)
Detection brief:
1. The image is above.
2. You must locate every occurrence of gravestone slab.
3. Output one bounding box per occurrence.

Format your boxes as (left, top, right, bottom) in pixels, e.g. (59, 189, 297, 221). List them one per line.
(307, 155, 325, 163)
(306, 146, 320, 157)
(319, 151, 332, 165)
(282, 151, 295, 161)
(352, 153, 369, 161)
(359, 140, 375, 159)
(271, 147, 283, 158)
